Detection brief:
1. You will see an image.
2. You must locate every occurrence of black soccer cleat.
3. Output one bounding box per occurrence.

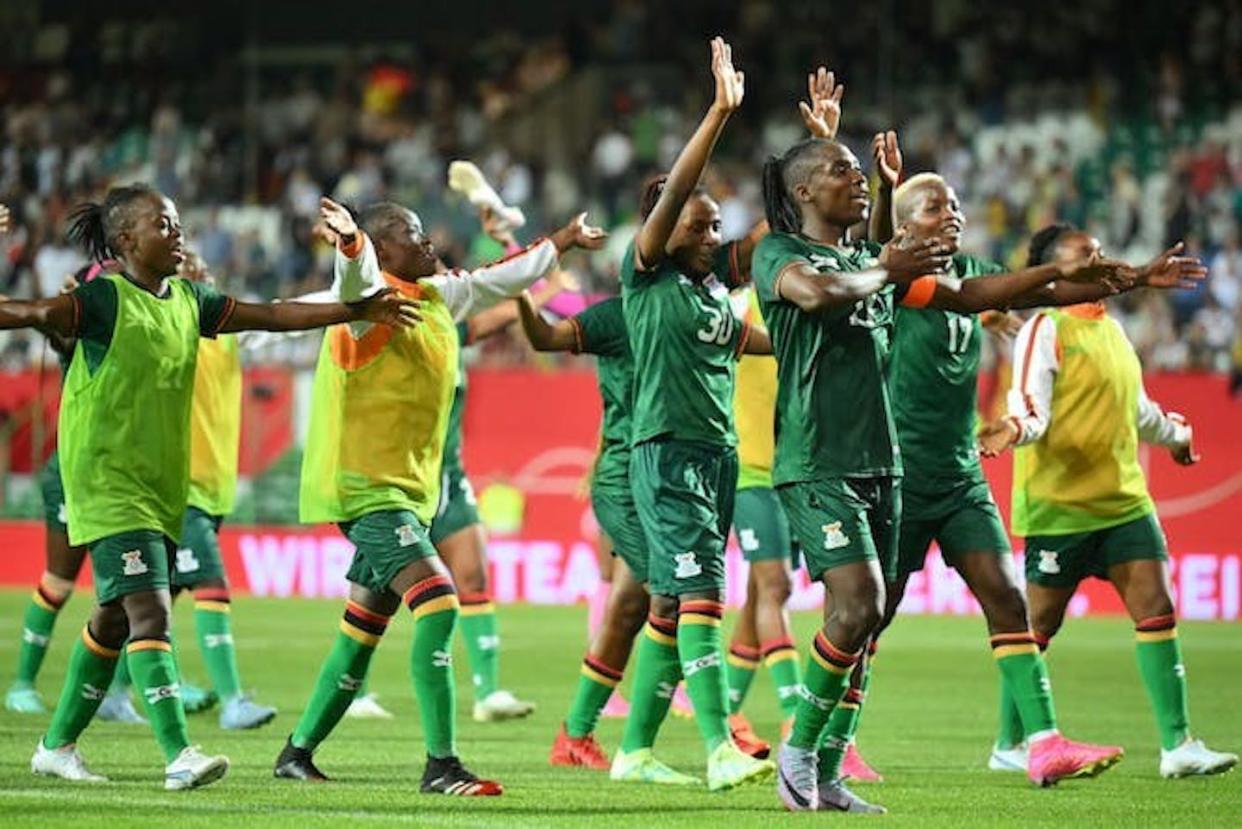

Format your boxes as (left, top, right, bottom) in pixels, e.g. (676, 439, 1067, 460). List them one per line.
(420, 755, 503, 796)
(273, 737, 330, 781)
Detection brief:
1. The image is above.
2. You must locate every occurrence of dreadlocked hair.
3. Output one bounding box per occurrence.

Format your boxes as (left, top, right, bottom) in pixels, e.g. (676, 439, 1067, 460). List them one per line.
(66, 183, 159, 262)
(1027, 222, 1077, 268)
(762, 137, 838, 234)
(637, 173, 707, 221)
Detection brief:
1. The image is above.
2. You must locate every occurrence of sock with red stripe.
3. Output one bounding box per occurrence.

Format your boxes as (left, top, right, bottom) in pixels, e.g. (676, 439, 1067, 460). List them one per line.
(818, 642, 874, 778)
(292, 601, 390, 751)
(459, 592, 499, 701)
(619, 614, 681, 752)
(789, 631, 857, 750)
(193, 588, 241, 700)
(16, 575, 73, 687)
(678, 599, 730, 751)
(43, 626, 119, 749)
(128, 638, 190, 762)
(762, 636, 802, 719)
(725, 642, 759, 715)
(996, 632, 1049, 749)
(1135, 614, 1190, 750)
(407, 576, 461, 758)
(565, 653, 624, 738)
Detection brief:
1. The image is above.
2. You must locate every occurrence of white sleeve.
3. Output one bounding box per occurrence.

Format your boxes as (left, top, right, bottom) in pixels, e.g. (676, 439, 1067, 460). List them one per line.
(1136, 383, 1192, 448)
(333, 234, 387, 338)
(1005, 313, 1059, 445)
(425, 238, 558, 322)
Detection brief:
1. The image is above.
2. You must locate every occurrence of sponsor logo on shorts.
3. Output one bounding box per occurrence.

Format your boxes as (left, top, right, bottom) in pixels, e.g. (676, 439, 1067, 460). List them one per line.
(674, 552, 703, 579)
(143, 683, 181, 705)
(738, 528, 759, 552)
(122, 549, 149, 576)
(821, 522, 850, 551)
(337, 673, 363, 692)
(175, 548, 200, 573)
(394, 524, 419, 548)
(1036, 550, 1061, 574)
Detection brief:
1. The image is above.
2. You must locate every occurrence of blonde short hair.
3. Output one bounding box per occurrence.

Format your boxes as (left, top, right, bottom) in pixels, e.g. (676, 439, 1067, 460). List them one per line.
(893, 172, 948, 225)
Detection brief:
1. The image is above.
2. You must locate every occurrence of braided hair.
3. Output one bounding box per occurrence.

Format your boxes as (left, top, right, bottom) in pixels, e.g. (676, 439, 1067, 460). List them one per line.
(1027, 222, 1077, 267)
(637, 173, 707, 221)
(65, 184, 159, 261)
(761, 137, 839, 234)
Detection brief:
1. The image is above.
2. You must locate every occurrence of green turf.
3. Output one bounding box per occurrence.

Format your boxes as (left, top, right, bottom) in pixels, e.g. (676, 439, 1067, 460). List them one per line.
(0, 589, 1237, 827)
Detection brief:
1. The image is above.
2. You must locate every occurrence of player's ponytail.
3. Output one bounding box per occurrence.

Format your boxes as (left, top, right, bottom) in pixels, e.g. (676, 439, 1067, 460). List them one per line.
(66, 202, 108, 261)
(762, 155, 799, 235)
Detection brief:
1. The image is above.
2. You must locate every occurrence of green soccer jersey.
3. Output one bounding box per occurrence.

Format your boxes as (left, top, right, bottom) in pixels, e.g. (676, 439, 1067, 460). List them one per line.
(571, 297, 633, 489)
(620, 240, 748, 447)
(440, 321, 470, 476)
(752, 234, 917, 483)
(890, 254, 1005, 483)
(59, 273, 234, 546)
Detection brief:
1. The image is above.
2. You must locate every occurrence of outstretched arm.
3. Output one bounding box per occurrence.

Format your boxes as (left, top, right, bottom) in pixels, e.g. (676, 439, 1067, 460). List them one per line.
(515, 290, 578, 352)
(634, 37, 744, 270)
(0, 295, 77, 339)
(776, 234, 950, 314)
(1007, 242, 1207, 309)
(469, 267, 578, 342)
(220, 290, 420, 334)
(927, 255, 1132, 315)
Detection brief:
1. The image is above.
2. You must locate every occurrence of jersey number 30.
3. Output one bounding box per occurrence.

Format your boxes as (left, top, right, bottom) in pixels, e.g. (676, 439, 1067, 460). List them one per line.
(696, 307, 736, 346)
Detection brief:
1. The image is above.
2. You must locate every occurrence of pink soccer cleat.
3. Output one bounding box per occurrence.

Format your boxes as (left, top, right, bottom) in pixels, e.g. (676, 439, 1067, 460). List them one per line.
(601, 691, 631, 719)
(1027, 734, 1124, 787)
(840, 742, 883, 783)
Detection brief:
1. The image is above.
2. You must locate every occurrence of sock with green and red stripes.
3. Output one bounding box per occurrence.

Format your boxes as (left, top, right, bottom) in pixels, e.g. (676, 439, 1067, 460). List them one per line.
(725, 642, 759, 715)
(996, 632, 1050, 749)
(1134, 614, 1191, 750)
(458, 592, 499, 702)
(565, 653, 624, 738)
(761, 635, 802, 719)
(43, 626, 119, 749)
(788, 631, 857, 750)
(127, 638, 190, 762)
(192, 588, 242, 700)
(678, 599, 730, 752)
(619, 613, 681, 753)
(15, 574, 73, 687)
(406, 576, 460, 758)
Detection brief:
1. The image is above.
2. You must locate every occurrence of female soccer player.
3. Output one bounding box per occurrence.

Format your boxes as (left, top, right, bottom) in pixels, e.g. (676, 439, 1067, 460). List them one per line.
(273, 198, 604, 796)
(979, 223, 1238, 780)
(754, 136, 1131, 810)
(0, 183, 417, 790)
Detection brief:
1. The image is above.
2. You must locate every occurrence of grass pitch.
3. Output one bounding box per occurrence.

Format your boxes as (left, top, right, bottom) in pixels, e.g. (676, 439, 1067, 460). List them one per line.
(0, 590, 1238, 827)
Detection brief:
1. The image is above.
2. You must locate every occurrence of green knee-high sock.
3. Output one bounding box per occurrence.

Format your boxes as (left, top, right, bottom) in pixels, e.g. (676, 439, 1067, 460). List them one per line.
(192, 589, 242, 700)
(127, 639, 190, 762)
(677, 600, 730, 752)
(16, 579, 70, 686)
(619, 615, 682, 752)
(43, 627, 120, 749)
(458, 593, 499, 701)
(406, 576, 460, 759)
(996, 632, 1049, 748)
(818, 646, 872, 779)
(725, 642, 759, 715)
(1135, 615, 1191, 750)
(109, 646, 132, 692)
(992, 631, 1057, 745)
(789, 631, 857, 750)
(292, 602, 389, 750)
(761, 635, 802, 719)
(565, 653, 624, 737)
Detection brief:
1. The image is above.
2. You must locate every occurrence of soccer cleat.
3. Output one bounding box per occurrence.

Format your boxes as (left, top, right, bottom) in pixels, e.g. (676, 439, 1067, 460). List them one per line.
(708, 740, 775, 793)
(345, 692, 394, 719)
(5, 683, 47, 714)
(988, 742, 1029, 773)
(728, 713, 771, 760)
(601, 690, 631, 719)
(1027, 734, 1124, 787)
(180, 682, 218, 714)
(819, 777, 887, 813)
(274, 738, 330, 781)
(549, 723, 610, 770)
(31, 740, 107, 783)
(669, 682, 694, 718)
(1160, 738, 1238, 779)
(96, 691, 147, 724)
(841, 742, 883, 782)
(420, 756, 503, 796)
(610, 748, 702, 786)
(775, 742, 818, 810)
(164, 745, 229, 791)
(219, 694, 277, 730)
(472, 689, 535, 722)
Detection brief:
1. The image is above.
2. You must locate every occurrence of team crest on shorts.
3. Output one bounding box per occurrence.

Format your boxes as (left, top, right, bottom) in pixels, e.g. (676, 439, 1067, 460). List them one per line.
(821, 522, 850, 550)
(674, 552, 703, 579)
(122, 549, 149, 576)
(738, 528, 759, 552)
(176, 548, 200, 573)
(395, 524, 419, 547)
(1036, 550, 1061, 574)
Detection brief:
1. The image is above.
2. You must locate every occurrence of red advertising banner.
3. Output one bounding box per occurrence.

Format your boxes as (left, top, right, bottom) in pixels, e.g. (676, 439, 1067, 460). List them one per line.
(1, 369, 1238, 619)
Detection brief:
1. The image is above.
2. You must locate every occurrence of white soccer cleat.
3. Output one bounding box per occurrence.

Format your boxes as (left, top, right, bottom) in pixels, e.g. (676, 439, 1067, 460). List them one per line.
(988, 742, 1029, 772)
(164, 745, 229, 791)
(473, 689, 536, 722)
(1160, 738, 1238, 779)
(345, 692, 394, 720)
(31, 740, 107, 783)
(447, 160, 526, 230)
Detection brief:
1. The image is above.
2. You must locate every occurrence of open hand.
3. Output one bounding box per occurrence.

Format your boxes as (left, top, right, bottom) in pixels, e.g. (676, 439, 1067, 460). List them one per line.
(799, 67, 844, 139)
(1168, 414, 1200, 465)
(319, 197, 358, 246)
(978, 418, 1019, 458)
(879, 228, 952, 276)
(550, 212, 608, 253)
(353, 287, 422, 328)
(1139, 242, 1209, 289)
(872, 130, 903, 188)
(710, 37, 745, 114)
(1059, 253, 1137, 292)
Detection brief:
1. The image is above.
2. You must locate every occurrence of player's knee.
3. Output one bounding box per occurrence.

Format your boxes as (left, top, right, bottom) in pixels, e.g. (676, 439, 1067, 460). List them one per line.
(38, 571, 75, 604)
(613, 588, 650, 637)
(835, 586, 884, 646)
(981, 582, 1029, 630)
(122, 591, 173, 640)
(755, 569, 792, 608)
(89, 603, 129, 648)
(649, 593, 679, 621)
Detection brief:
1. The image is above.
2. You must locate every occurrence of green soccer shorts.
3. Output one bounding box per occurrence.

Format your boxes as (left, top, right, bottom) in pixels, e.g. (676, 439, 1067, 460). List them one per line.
(1023, 511, 1168, 588)
(592, 479, 649, 584)
(89, 530, 176, 604)
(341, 509, 439, 595)
(39, 451, 68, 535)
(172, 506, 227, 588)
(631, 439, 738, 597)
(897, 472, 1011, 578)
(430, 461, 481, 545)
(780, 476, 901, 583)
(733, 486, 796, 565)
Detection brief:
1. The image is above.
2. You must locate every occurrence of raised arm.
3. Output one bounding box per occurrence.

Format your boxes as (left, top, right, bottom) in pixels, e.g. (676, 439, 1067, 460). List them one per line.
(634, 37, 743, 269)
(515, 290, 578, 352)
(868, 131, 901, 244)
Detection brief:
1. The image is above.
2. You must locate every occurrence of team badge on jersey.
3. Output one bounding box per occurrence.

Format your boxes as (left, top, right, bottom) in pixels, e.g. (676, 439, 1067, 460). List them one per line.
(122, 549, 149, 576)
(175, 548, 200, 573)
(674, 552, 703, 579)
(822, 522, 850, 551)
(1036, 550, 1061, 574)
